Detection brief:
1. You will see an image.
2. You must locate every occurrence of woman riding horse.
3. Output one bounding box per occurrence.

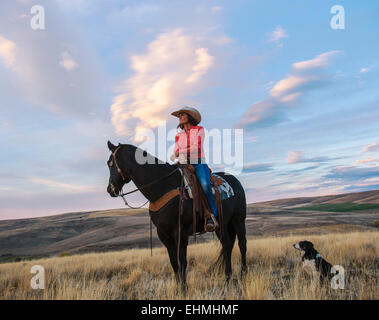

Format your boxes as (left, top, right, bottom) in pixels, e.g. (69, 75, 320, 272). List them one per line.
(107, 106, 247, 284)
(169, 106, 219, 232)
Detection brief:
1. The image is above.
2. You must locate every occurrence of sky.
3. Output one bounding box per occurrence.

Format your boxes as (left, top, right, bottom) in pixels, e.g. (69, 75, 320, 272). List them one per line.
(0, 0, 378, 220)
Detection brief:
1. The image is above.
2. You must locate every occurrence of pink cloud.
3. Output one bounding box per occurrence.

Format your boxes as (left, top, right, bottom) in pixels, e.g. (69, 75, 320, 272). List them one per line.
(361, 142, 379, 153)
(292, 50, 340, 70)
(356, 157, 379, 163)
(0, 35, 16, 69)
(287, 150, 305, 164)
(110, 28, 215, 140)
(236, 51, 340, 129)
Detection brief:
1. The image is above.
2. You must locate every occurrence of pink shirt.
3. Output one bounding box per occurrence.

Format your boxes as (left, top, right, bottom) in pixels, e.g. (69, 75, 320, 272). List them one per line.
(174, 125, 205, 161)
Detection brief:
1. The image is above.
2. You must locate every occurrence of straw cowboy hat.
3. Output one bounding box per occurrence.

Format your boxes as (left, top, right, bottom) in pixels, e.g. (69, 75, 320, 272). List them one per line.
(171, 106, 201, 125)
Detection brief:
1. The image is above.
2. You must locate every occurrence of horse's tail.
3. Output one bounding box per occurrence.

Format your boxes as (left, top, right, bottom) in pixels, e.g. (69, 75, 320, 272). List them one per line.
(207, 246, 225, 274)
(206, 172, 246, 275)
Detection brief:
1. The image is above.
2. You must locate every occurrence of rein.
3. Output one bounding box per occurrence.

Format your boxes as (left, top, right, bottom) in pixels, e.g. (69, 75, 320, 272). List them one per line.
(110, 146, 180, 209)
(119, 168, 179, 198)
(110, 145, 182, 257)
(119, 168, 180, 208)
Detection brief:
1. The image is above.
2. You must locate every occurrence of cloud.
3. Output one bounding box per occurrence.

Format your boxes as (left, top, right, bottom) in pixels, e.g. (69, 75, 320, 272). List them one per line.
(0, 35, 16, 69)
(242, 162, 274, 173)
(0, 1, 106, 119)
(186, 47, 214, 83)
(292, 51, 340, 71)
(360, 67, 370, 73)
(118, 3, 160, 19)
(324, 166, 379, 181)
(235, 51, 340, 130)
(110, 28, 215, 140)
(361, 142, 379, 153)
(235, 99, 287, 129)
(28, 177, 97, 193)
(267, 26, 288, 46)
(356, 157, 379, 164)
(287, 150, 330, 164)
(344, 183, 379, 192)
(245, 135, 259, 143)
(59, 51, 79, 71)
(288, 164, 320, 174)
(211, 6, 223, 13)
(269, 74, 323, 101)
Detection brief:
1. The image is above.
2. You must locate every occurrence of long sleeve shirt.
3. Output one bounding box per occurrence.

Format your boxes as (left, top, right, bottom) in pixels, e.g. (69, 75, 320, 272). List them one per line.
(174, 125, 205, 163)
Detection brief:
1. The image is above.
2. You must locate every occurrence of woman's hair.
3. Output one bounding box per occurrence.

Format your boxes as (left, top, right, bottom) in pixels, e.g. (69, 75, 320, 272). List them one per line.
(177, 113, 197, 129)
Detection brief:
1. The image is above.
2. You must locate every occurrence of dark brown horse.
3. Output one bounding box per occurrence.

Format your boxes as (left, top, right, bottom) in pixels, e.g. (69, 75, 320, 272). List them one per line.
(106, 141, 247, 287)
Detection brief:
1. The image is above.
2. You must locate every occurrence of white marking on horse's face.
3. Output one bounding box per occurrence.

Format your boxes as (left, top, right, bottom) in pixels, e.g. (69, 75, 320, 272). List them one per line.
(293, 242, 301, 250)
(110, 182, 116, 194)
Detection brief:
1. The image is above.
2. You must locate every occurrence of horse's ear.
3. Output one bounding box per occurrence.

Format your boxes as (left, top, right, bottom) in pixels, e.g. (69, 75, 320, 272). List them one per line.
(107, 141, 117, 152)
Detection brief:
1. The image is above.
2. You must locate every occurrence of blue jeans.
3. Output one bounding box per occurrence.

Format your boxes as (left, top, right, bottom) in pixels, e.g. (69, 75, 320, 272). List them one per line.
(192, 163, 218, 221)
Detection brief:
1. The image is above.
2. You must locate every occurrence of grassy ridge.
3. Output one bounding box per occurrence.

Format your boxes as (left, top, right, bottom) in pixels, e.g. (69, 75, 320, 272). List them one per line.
(0, 231, 377, 300)
(0, 255, 44, 264)
(293, 203, 379, 212)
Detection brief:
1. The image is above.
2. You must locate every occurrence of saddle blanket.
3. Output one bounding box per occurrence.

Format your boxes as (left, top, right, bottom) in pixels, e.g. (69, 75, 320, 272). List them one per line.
(212, 174, 235, 200)
(179, 169, 234, 201)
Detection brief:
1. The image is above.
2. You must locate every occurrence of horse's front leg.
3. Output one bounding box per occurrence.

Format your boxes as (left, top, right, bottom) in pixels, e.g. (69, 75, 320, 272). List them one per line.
(157, 228, 179, 274)
(176, 234, 189, 292)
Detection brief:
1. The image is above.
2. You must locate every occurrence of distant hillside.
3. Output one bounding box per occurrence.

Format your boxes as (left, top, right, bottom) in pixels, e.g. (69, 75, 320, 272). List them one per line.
(251, 190, 379, 208)
(0, 208, 153, 257)
(0, 190, 378, 260)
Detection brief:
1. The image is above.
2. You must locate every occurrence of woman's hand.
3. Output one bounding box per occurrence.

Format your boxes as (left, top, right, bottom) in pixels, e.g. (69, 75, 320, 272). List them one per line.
(170, 153, 177, 162)
(178, 153, 186, 164)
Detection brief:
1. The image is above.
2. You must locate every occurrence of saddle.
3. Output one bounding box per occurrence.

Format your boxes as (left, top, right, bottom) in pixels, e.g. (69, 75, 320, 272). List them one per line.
(181, 164, 224, 234)
(149, 164, 224, 235)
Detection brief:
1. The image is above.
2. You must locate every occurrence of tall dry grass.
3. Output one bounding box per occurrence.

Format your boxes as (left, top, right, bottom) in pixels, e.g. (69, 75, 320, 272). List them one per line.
(0, 231, 377, 300)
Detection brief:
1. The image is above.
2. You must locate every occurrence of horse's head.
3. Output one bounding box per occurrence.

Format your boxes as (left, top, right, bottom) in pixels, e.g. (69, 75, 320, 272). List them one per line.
(107, 141, 132, 197)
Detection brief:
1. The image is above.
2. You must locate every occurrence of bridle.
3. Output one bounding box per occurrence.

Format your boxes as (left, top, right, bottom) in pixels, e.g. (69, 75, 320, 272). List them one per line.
(109, 145, 179, 209)
(109, 145, 128, 182)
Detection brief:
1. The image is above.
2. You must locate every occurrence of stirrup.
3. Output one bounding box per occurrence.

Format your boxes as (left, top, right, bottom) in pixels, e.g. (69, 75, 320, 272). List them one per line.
(205, 214, 218, 232)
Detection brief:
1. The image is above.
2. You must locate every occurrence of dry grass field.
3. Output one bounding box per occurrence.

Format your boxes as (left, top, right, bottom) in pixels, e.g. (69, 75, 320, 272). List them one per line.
(0, 231, 377, 300)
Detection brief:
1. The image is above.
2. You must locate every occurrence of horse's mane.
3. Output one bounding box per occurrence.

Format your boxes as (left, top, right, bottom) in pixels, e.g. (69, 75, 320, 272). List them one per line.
(122, 143, 176, 172)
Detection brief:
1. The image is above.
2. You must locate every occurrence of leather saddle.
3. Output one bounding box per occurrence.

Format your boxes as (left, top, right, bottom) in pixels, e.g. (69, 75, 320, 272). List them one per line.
(149, 164, 223, 234)
(179, 164, 222, 234)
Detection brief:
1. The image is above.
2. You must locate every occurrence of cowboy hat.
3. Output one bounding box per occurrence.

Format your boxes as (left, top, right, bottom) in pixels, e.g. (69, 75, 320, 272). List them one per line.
(171, 106, 201, 125)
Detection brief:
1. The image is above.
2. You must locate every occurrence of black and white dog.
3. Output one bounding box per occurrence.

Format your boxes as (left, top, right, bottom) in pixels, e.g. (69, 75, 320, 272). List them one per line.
(293, 240, 334, 282)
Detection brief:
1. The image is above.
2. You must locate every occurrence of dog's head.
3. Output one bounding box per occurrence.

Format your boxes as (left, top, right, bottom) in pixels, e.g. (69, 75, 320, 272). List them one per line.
(293, 240, 314, 252)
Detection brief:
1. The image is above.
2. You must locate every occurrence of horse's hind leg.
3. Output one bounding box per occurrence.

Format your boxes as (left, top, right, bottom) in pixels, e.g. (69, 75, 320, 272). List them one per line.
(222, 224, 236, 283)
(233, 218, 247, 276)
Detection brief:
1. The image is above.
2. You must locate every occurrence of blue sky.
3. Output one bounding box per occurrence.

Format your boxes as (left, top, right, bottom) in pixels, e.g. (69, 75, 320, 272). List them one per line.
(0, 0, 378, 219)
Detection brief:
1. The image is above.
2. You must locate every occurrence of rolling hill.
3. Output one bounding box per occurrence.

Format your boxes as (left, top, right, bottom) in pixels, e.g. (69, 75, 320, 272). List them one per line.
(253, 189, 379, 207)
(0, 190, 378, 260)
